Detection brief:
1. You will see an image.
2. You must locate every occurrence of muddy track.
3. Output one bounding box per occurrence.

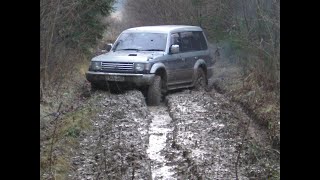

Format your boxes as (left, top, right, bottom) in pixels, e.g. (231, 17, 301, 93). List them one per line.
(70, 91, 153, 180)
(70, 88, 279, 180)
(166, 90, 248, 179)
(147, 104, 176, 180)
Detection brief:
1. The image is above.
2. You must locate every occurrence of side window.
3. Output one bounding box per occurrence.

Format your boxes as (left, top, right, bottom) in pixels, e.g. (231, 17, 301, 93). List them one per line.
(170, 33, 180, 46)
(180, 31, 193, 52)
(170, 31, 208, 52)
(193, 31, 208, 50)
(191, 32, 202, 51)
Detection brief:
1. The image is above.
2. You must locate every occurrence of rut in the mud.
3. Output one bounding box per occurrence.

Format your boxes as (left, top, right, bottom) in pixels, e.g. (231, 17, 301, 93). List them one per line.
(163, 89, 279, 179)
(147, 104, 176, 180)
(165, 90, 246, 179)
(69, 88, 279, 180)
(70, 91, 153, 180)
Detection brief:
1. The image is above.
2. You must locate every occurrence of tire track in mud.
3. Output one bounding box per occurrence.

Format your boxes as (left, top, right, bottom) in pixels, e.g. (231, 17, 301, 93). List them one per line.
(163, 88, 279, 179)
(164, 89, 250, 180)
(70, 88, 278, 180)
(147, 105, 176, 180)
(70, 91, 153, 180)
(145, 89, 241, 180)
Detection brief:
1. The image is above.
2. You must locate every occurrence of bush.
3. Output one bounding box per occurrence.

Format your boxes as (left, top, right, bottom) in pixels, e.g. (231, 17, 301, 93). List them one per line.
(40, 0, 115, 98)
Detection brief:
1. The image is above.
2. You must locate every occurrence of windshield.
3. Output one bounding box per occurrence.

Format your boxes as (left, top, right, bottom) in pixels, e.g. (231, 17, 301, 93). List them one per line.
(113, 33, 167, 51)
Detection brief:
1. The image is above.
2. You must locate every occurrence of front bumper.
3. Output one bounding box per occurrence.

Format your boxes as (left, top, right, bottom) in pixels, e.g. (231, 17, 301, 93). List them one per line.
(86, 71, 155, 86)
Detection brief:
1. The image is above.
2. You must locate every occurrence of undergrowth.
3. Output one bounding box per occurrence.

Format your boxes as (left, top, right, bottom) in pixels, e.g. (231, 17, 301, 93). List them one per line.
(40, 91, 103, 180)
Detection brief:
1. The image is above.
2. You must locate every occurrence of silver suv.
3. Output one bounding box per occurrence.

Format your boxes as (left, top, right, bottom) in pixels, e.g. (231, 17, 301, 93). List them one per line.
(86, 25, 215, 105)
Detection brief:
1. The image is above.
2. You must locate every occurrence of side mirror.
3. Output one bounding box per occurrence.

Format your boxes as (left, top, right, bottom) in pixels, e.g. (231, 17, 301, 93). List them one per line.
(170, 44, 179, 54)
(105, 43, 113, 52)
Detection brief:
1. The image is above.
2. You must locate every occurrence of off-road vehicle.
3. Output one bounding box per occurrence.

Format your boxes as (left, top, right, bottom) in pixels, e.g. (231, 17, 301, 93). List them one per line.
(86, 25, 215, 105)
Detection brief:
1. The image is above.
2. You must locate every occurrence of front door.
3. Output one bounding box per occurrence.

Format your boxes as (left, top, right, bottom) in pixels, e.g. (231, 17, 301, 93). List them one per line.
(165, 33, 187, 84)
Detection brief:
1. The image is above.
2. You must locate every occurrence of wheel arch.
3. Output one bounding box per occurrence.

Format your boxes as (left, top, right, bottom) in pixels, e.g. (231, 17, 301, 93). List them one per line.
(150, 63, 167, 84)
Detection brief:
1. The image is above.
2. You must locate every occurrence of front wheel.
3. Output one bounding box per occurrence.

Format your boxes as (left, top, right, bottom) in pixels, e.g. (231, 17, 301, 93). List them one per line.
(147, 75, 162, 106)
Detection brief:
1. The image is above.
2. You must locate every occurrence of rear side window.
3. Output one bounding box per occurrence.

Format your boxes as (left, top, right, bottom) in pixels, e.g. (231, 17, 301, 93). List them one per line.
(178, 31, 208, 52)
(193, 31, 208, 50)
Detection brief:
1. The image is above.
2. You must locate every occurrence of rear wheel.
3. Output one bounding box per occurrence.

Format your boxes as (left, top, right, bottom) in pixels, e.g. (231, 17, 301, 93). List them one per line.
(147, 75, 162, 106)
(194, 68, 207, 90)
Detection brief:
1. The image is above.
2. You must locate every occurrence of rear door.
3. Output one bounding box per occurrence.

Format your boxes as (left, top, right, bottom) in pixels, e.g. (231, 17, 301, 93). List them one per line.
(179, 31, 198, 81)
(180, 31, 210, 81)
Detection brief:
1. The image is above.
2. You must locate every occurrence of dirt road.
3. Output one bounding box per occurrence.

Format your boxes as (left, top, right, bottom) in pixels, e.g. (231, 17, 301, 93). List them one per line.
(69, 87, 279, 180)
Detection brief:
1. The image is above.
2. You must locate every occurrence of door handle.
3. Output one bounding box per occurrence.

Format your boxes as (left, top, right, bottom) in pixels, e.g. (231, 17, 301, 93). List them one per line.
(194, 56, 198, 60)
(181, 58, 185, 61)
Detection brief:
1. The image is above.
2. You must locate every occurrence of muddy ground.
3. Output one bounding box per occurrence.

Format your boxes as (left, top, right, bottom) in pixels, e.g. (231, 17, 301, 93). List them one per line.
(40, 86, 278, 179)
(40, 41, 279, 179)
(40, 49, 279, 179)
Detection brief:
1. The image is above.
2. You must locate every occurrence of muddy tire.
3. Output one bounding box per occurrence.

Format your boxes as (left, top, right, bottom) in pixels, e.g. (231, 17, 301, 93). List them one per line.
(194, 68, 207, 90)
(147, 75, 162, 106)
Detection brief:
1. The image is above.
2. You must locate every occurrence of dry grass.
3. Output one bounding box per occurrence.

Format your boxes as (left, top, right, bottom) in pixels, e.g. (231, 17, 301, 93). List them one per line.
(210, 54, 280, 179)
(40, 93, 102, 180)
(211, 57, 280, 149)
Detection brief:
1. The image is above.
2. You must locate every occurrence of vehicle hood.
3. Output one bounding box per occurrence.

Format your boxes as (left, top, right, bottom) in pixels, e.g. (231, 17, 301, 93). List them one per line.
(91, 51, 165, 62)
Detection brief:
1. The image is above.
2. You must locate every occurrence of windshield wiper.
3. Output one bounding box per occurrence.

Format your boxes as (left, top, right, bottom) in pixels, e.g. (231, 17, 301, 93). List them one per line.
(141, 49, 164, 51)
(116, 48, 140, 51)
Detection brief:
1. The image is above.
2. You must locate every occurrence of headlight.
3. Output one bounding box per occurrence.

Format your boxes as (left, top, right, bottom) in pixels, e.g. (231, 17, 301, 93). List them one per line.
(91, 61, 101, 70)
(135, 63, 145, 71)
